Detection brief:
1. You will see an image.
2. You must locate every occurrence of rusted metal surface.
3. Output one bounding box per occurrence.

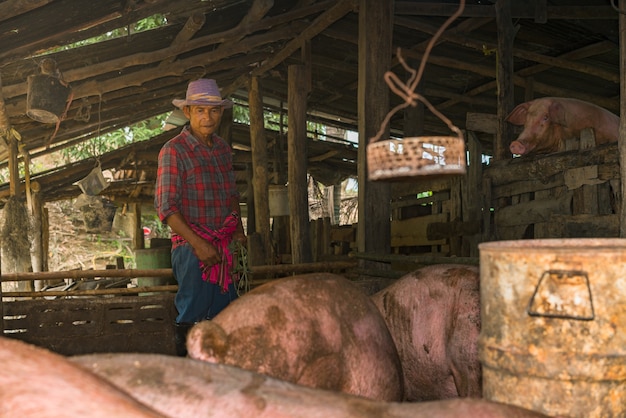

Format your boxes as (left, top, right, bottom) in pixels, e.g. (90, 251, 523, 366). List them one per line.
(478, 238, 626, 418)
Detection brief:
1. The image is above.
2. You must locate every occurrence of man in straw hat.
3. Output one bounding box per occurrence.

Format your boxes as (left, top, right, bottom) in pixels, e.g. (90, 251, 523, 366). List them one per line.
(155, 78, 246, 356)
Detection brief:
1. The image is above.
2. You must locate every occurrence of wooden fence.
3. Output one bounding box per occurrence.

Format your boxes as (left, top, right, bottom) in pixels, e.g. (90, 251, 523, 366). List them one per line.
(484, 132, 619, 241)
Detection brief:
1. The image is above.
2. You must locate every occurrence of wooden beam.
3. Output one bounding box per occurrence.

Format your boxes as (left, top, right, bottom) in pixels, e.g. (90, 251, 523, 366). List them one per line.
(395, 17, 619, 84)
(288, 65, 313, 263)
(437, 41, 619, 113)
(158, 11, 205, 66)
(2, 1, 338, 100)
(249, 76, 273, 265)
(217, 0, 274, 52)
(357, 0, 392, 259)
(0, 0, 53, 23)
(223, 0, 357, 97)
(394, 3, 617, 20)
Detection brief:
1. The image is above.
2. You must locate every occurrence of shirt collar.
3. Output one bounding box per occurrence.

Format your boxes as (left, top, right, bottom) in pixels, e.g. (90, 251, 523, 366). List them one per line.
(182, 126, 219, 150)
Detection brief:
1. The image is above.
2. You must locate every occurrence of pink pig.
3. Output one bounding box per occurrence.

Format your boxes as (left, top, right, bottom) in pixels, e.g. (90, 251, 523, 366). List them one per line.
(506, 97, 619, 155)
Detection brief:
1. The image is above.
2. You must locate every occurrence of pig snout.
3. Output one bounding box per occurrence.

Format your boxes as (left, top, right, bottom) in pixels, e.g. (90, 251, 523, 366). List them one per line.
(186, 320, 229, 363)
(509, 140, 529, 155)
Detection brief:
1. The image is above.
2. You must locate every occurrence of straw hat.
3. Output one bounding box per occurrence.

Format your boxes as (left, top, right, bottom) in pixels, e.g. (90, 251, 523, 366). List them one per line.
(172, 79, 233, 109)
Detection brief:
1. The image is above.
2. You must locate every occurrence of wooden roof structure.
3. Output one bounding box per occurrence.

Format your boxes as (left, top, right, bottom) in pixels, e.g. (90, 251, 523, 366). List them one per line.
(0, 0, 620, 206)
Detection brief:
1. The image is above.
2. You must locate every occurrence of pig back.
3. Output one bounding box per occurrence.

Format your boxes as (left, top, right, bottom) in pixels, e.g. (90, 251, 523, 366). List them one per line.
(187, 272, 404, 402)
(372, 264, 481, 401)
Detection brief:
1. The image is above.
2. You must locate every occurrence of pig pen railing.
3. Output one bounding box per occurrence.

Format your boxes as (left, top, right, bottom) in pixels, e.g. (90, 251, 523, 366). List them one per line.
(0, 261, 357, 356)
(1, 268, 178, 356)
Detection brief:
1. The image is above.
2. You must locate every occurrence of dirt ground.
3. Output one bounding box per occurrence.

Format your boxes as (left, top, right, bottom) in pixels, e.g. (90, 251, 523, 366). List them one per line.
(46, 199, 140, 271)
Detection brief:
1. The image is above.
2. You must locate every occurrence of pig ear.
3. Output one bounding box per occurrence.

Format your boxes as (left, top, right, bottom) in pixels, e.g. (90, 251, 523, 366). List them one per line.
(505, 103, 530, 125)
(548, 101, 566, 125)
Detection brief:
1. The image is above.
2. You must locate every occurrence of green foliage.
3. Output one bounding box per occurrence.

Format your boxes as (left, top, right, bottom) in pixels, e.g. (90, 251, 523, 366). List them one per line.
(60, 113, 168, 163)
(232, 99, 326, 138)
(141, 213, 170, 239)
(52, 14, 168, 52)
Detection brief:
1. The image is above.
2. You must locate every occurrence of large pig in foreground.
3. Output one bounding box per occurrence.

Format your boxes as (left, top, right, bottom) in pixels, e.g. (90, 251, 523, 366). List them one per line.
(73, 351, 552, 418)
(0, 337, 164, 418)
(185, 273, 403, 402)
(505, 97, 619, 155)
(371, 264, 482, 402)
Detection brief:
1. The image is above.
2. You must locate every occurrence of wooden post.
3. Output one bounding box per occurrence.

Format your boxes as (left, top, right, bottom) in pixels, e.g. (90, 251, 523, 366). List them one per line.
(131, 204, 144, 250)
(249, 76, 272, 264)
(31, 184, 44, 290)
(618, 0, 626, 238)
(288, 64, 313, 264)
(245, 163, 256, 235)
(495, 0, 515, 161)
(357, 0, 392, 265)
(464, 132, 483, 257)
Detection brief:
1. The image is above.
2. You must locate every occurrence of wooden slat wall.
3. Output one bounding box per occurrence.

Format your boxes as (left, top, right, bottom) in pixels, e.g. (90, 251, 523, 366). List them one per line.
(3, 293, 177, 356)
(485, 129, 620, 241)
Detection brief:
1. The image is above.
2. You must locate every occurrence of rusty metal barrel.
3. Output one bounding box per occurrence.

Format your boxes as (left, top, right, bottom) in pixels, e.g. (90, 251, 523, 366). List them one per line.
(478, 238, 626, 418)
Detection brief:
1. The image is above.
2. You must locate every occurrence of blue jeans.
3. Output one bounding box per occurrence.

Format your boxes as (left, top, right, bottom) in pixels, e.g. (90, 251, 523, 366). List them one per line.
(171, 243, 238, 323)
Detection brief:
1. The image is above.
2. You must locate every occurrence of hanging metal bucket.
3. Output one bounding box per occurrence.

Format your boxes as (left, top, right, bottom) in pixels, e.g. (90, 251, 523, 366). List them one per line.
(478, 238, 626, 418)
(26, 73, 71, 124)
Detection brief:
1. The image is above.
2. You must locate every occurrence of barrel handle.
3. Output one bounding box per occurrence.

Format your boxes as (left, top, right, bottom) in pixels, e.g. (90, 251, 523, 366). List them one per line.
(527, 269, 595, 321)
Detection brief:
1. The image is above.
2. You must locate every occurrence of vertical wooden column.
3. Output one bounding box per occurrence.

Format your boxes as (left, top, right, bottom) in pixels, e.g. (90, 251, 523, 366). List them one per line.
(131, 203, 144, 250)
(357, 0, 392, 263)
(31, 184, 44, 290)
(288, 64, 312, 264)
(495, 0, 515, 161)
(0, 72, 32, 291)
(249, 76, 272, 264)
(245, 163, 256, 235)
(619, 0, 626, 237)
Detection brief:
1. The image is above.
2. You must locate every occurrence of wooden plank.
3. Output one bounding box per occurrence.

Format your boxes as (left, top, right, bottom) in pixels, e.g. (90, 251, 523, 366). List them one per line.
(564, 165, 603, 190)
(484, 143, 618, 186)
(494, 192, 573, 227)
(427, 220, 481, 240)
(497, 224, 533, 241)
(551, 214, 619, 238)
(466, 112, 497, 134)
(573, 184, 599, 215)
(391, 213, 447, 247)
(492, 175, 563, 200)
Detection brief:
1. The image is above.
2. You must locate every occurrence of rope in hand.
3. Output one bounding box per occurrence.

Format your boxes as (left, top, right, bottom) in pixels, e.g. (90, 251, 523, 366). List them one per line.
(229, 240, 250, 296)
(370, 0, 466, 145)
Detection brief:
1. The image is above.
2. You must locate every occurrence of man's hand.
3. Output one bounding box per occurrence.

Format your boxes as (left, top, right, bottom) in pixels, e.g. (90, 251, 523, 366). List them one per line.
(232, 231, 247, 246)
(193, 239, 221, 267)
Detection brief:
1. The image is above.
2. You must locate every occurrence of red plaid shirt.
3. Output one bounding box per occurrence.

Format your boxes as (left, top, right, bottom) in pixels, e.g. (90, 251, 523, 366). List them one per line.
(155, 127, 239, 238)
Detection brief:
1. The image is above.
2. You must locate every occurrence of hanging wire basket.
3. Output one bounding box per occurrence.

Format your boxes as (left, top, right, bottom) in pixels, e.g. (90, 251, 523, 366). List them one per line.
(367, 0, 466, 181)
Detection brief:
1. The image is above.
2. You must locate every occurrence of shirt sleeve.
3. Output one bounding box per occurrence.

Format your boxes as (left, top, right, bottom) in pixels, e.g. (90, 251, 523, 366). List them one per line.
(154, 143, 182, 222)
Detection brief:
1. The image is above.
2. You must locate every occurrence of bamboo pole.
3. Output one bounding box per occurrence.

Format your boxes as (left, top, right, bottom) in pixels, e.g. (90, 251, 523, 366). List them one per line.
(0, 260, 358, 283)
(350, 251, 479, 266)
(1, 261, 358, 298)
